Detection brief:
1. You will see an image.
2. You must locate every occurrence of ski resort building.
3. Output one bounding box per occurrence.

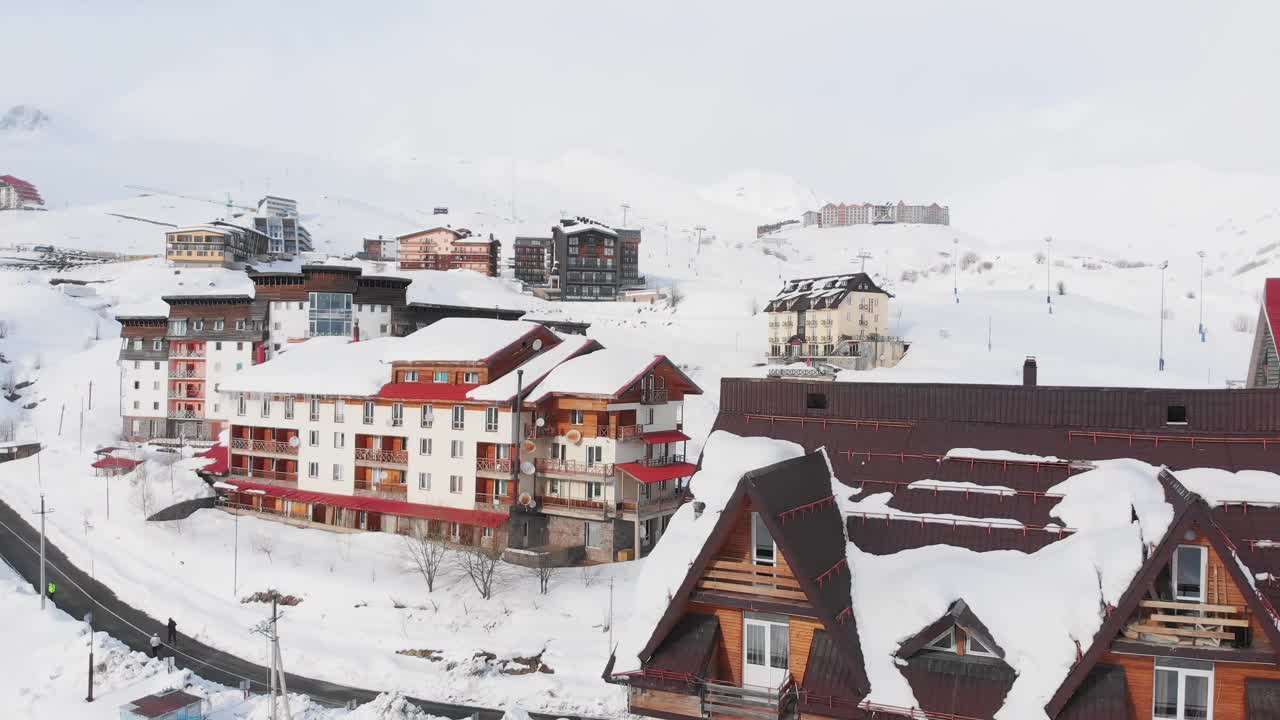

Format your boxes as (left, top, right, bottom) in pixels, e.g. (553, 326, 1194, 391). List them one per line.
(164, 222, 271, 269)
(1246, 277, 1280, 388)
(249, 265, 412, 357)
(396, 227, 500, 276)
(519, 218, 644, 300)
(207, 318, 700, 562)
(764, 272, 906, 369)
(0, 174, 44, 210)
(252, 195, 313, 256)
(513, 236, 554, 287)
(817, 201, 949, 227)
(606, 376, 1280, 720)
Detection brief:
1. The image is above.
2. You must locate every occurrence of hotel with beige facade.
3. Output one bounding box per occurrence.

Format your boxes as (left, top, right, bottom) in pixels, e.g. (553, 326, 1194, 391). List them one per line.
(764, 272, 905, 369)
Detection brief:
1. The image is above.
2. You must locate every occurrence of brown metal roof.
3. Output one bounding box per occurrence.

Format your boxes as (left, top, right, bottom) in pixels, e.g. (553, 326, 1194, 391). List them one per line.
(798, 629, 870, 718)
(846, 514, 1071, 555)
(899, 654, 1015, 719)
(123, 690, 202, 718)
(1056, 664, 1130, 720)
(631, 612, 720, 692)
(1247, 677, 1280, 719)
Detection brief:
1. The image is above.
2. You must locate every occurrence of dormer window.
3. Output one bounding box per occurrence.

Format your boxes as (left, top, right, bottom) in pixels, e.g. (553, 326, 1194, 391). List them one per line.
(966, 633, 997, 658)
(925, 627, 955, 652)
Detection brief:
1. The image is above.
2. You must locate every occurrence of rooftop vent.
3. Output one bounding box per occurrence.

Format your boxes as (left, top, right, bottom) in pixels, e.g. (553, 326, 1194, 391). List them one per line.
(1023, 356, 1038, 387)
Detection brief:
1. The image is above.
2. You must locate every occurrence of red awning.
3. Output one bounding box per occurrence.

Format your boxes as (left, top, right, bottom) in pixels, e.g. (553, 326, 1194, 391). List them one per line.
(641, 430, 690, 445)
(219, 479, 509, 528)
(374, 382, 480, 401)
(616, 461, 699, 484)
(91, 457, 141, 471)
(195, 444, 228, 474)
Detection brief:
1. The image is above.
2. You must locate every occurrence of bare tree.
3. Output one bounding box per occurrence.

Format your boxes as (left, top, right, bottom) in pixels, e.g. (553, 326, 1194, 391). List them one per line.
(0, 418, 15, 442)
(131, 468, 156, 519)
(668, 283, 684, 310)
(403, 525, 450, 593)
(749, 297, 759, 316)
(252, 531, 276, 564)
(1056, 280, 1066, 296)
(2, 366, 15, 398)
(455, 544, 505, 600)
(529, 561, 558, 595)
(0, 319, 8, 338)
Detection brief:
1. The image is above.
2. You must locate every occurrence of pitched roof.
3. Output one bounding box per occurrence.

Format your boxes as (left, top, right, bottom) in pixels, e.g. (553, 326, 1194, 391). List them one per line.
(764, 272, 891, 312)
(465, 335, 599, 403)
(383, 319, 551, 364)
(523, 351, 702, 403)
(121, 690, 202, 718)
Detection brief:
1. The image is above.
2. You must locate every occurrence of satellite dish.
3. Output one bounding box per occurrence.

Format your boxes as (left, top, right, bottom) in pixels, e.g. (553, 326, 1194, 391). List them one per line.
(532, 338, 543, 351)
(288, 436, 300, 447)
(518, 492, 535, 507)
(521, 439, 537, 453)
(565, 429, 583, 444)
(535, 417, 546, 427)
(520, 461, 536, 476)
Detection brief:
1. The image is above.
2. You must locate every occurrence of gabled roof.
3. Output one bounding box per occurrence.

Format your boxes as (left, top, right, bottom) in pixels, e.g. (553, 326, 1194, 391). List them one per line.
(383, 319, 555, 364)
(396, 226, 466, 240)
(121, 690, 203, 718)
(896, 599, 1004, 660)
(764, 272, 891, 312)
(523, 351, 702, 404)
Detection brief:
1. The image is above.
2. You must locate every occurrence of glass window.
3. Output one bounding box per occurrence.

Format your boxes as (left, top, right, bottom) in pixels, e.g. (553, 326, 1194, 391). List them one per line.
(769, 623, 789, 669)
(744, 623, 766, 666)
(449, 475, 463, 493)
(433, 370, 449, 383)
(752, 512, 776, 565)
(332, 464, 343, 481)
(284, 397, 294, 419)
(418, 472, 430, 490)
(1153, 660, 1213, 720)
(485, 407, 499, 432)
(420, 438, 432, 455)
(464, 372, 480, 384)
(403, 370, 418, 382)
(1174, 545, 1206, 601)
(308, 462, 318, 478)
(308, 430, 318, 446)
(237, 395, 246, 416)
(421, 406, 434, 428)
(260, 396, 271, 417)
(585, 521, 604, 548)
(451, 440, 464, 458)
(966, 631, 996, 656)
(334, 432, 344, 448)
(363, 401, 375, 425)
(925, 628, 955, 652)
(334, 399, 345, 422)
(452, 405, 465, 430)
(570, 409, 584, 425)
(309, 398, 319, 421)
(307, 291, 354, 337)
(392, 403, 404, 426)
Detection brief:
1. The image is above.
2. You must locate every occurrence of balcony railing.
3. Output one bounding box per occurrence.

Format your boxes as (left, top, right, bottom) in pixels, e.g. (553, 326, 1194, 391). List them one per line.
(619, 487, 690, 515)
(474, 492, 515, 507)
(641, 454, 685, 467)
(168, 368, 205, 379)
(539, 494, 607, 512)
(168, 387, 203, 399)
(535, 458, 614, 477)
(524, 424, 556, 438)
(169, 409, 205, 420)
(1129, 599, 1247, 645)
(169, 347, 206, 359)
(476, 457, 513, 473)
(230, 438, 299, 456)
(354, 447, 409, 464)
(354, 480, 408, 499)
(227, 468, 297, 487)
(615, 424, 643, 440)
(640, 388, 668, 405)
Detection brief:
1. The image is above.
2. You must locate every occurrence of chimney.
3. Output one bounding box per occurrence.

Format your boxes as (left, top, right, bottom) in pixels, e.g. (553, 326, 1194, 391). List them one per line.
(1023, 356, 1037, 387)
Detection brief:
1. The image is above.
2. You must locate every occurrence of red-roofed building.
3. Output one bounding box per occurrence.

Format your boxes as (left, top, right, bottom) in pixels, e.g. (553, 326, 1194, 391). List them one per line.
(119, 689, 204, 719)
(1247, 277, 1280, 388)
(396, 226, 500, 276)
(0, 174, 44, 210)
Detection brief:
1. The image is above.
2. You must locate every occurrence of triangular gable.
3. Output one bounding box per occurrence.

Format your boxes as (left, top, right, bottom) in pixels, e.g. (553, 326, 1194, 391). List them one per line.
(896, 599, 1006, 661)
(615, 355, 704, 399)
(1045, 469, 1280, 716)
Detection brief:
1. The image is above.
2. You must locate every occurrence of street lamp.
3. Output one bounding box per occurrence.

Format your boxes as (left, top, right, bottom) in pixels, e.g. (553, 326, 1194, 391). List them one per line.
(1159, 260, 1169, 371)
(952, 238, 959, 304)
(1197, 250, 1206, 342)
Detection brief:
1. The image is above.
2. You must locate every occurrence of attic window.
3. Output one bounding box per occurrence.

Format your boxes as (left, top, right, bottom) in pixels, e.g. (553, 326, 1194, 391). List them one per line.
(806, 393, 828, 410)
(966, 633, 997, 658)
(925, 628, 955, 652)
(1166, 405, 1188, 425)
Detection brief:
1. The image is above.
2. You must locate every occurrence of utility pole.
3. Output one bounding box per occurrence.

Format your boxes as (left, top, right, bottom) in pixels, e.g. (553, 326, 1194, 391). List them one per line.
(1197, 250, 1206, 342)
(254, 596, 293, 720)
(1159, 260, 1169, 371)
(36, 494, 53, 609)
(987, 316, 992, 352)
(85, 611, 95, 702)
(1045, 236, 1053, 312)
(856, 250, 873, 273)
(620, 203, 631, 228)
(694, 225, 706, 256)
(952, 239, 959, 304)
(88, 380, 93, 410)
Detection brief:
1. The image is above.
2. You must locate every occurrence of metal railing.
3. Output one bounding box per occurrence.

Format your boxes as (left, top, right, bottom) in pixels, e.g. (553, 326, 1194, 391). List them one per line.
(539, 494, 607, 511)
(354, 480, 408, 498)
(167, 387, 202, 399)
(168, 346, 206, 358)
(640, 388, 668, 405)
(641, 454, 685, 467)
(535, 458, 614, 476)
(476, 457, 513, 473)
(230, 438, 299, 455)
(169, 409, 205, 420)
(524, 424, 556, 438)
(168, 368, 205, 379)
(474, 492, 515, 507)
(354, 447, 409, 464)
(227, 468, 297, 486)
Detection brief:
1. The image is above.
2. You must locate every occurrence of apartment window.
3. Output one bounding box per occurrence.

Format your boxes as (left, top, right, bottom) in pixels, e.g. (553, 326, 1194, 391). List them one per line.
(309, 398, 320, 421)
(449, 475, 463, 493)
(420, 405, 434, 428)
(403, 370, 419, 382)
(485, 407, 499, 433)
(308, 462, 319, 478)
(260, 396, 271, 417)
(236, 342, 244, 351)
(547, 478, 560, 495)
(133, 380, 140, 390)
(1153, 658, 1212, 720)
(451, 405, 465, 430)
(391, 403, 404, 427)
(433, 371, 449, 383)
(420, 438, 432, 455)
(463, 372, 480, 384)
(925, 627, 956, 652)
(332, 464, 343, 481)
(1173, 545, 1207, 601)
(308, 430, 319, 446)
(418, 472, 430, 490)
(214, 319, 224, 331)
(570, 409, 585, 425)
(587, 481, 603, 499)
(1167, 405, 1188, 425)
(806, 392, 828, 410)
(334, 432, 345, 448)
(646, 408, 654, 425)
(215, 341, 223, 351)
(585, 521, 603, 548)
(168, 319, 187, 336)
(380, 324, 388, 334)
(152, 339, 163, 351)
(235, 362, 243, 371)
(482, 527, 493, 539)
(451, 440, 464, 458)
(237, 395, 246, 416)
(966, 633, 997, 658)
(235, 319, 246, 331)
(133, 360, 140, 369)
(363, 401, 375, 425)
(284, 397, 295, 419)
(308, 291, 354, 336)
(152, 401, 160, 410)
(752, 512, 776, 566)
(132, 401, 140, 409)
(586, 446, 603, 466)
(273, 322, 281, 331)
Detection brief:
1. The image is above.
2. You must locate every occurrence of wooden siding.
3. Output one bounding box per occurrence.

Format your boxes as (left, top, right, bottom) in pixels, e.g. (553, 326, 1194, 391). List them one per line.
(689, 601, 743, 687)
(1104, 650, 1280, 720)
(1185, 525, 1270, 651)
(789, 616, 823, 685)
(391, 365, 490, 383)
(629, 686, 701, 718)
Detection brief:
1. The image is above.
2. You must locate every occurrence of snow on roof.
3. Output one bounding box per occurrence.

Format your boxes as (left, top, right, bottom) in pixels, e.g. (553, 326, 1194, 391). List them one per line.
(466, 334, 596, 402)
(382, 318, 544, 363)
(522, 348, 661, 403)
(837, 458, 1173, 719)
(1174, 467, 1280, 507)
(217, 336, 393, 397)
(558, 222, 618, 237)
(113, 298, 170, 318)
(612, 430, 806, 674)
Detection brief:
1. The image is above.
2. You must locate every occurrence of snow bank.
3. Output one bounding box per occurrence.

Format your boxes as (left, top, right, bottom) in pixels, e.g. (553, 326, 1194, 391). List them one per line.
(839, 460, 1173, 720)
(945, 448, 1065, 463)
(218, 336, 394, 396)
(611, 431, 805, 673)
(1174, 467, 1280, 507)
(524, 348, 663, 403)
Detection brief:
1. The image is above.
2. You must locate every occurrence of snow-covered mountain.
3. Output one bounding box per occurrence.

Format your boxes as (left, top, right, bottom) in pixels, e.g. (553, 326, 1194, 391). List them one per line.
(0, 104, 51, 134)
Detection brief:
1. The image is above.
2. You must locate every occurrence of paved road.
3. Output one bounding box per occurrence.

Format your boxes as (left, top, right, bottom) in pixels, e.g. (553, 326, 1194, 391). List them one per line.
(0, 496, 587, 720)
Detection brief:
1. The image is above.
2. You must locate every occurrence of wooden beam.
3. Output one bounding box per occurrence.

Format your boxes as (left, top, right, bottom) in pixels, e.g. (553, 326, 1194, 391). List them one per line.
(709, 559, 796, 579)
(1129, 624, 1235, 641)
(698, 580, 809, 602)
(701, 569, 802, 591)
(1147, 613, 1250, 628)
(1138, 600, 1240, 613)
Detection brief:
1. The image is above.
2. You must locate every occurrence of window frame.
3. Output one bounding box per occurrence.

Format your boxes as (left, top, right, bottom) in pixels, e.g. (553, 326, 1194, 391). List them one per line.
(1172, 544, 1208, 602)
(925, 627, 956, 652)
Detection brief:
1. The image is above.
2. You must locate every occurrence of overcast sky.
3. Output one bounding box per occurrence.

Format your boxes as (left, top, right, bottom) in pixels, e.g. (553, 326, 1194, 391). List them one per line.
(7, 1, 1280, 229)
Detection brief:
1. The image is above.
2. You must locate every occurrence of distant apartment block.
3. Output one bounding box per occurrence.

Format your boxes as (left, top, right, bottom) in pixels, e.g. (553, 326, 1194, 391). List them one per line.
(819, 201, 950, 227)
(802, 210, 821, 227)
(361, 236, 398, 262)
(397, 226, 500, 276)
(0, 174, 43, 210)
(252, 196, 313, 255)
(514, 236, 554, 287)
(165, 222, 271, 269)
(519, 217, 644, 301)
(616, 228, 645, 288)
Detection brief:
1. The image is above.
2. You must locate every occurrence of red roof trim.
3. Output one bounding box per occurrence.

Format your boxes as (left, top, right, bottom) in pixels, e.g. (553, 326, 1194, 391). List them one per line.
(219, 479, 509, 528)
(616, 461, 698, 484)
(480, 324, 559, 364)
(641, 430, 691, 445)
(374, 382, 481, 401)
(196, 444, 229, 474)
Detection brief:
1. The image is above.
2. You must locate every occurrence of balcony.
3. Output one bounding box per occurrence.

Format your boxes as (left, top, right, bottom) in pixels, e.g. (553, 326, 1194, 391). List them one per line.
(169, 409, 205, 420)
(168, 367, 205, 379)
(354, 447, 409, 465)
(168, 387, 203, 399)
(615, 424, 643, 440)
(535, 458, 614, 477)
(476, 457, 513, 474)
(354, 480, 408, 499)
(230, 438, 299, 456)
(695, 558, 807, 603)
(640, 388, 668, 405)
(702, 676, 797, 719)
(524, 424, 556, 438)
(641, 454, 685, 467)
(169, 347, 206, 359)
(474, 491, 515, 508)
(227, 468, 297, 488)
(1126, 599, 1248, 646)
(618, 487, 690, 516)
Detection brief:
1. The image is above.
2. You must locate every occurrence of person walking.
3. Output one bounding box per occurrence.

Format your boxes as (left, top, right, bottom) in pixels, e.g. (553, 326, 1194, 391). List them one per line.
(149, 633, 161, 658)
(166, 617, 177, 647)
